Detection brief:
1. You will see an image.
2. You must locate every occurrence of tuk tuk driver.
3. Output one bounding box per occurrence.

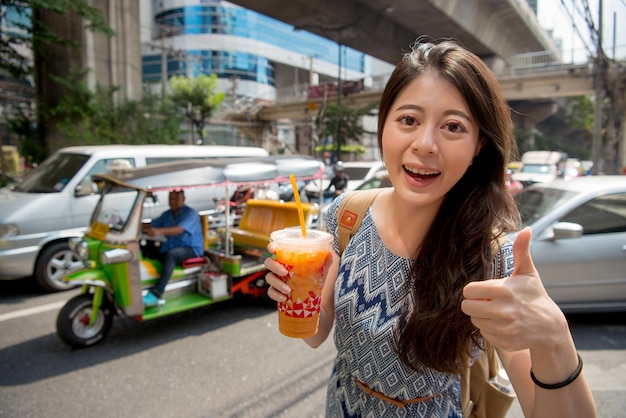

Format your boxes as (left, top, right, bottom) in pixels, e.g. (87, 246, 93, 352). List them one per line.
(142, 189, 204, 307)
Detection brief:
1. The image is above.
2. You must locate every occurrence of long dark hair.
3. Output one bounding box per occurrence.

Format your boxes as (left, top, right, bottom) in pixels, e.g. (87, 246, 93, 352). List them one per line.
(377, 40, 520, 375)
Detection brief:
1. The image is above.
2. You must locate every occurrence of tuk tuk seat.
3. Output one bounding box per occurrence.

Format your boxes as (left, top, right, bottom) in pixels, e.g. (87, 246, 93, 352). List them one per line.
(229, 199, 317, 249)
(181, 257, 206, 268)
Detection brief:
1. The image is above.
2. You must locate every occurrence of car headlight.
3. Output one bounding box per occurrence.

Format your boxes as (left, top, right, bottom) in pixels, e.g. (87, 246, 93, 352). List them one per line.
(0, 223, 19, 238)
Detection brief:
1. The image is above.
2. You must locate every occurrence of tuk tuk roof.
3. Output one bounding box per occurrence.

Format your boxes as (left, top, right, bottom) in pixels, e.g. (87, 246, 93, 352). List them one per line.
(91, 155, 325, 192)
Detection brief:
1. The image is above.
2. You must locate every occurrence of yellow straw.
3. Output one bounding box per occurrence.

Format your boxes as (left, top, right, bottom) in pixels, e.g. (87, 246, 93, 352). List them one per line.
(290, 174, 307, 238)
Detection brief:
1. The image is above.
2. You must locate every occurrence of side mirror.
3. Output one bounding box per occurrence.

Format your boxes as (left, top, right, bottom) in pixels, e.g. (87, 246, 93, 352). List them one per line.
(550, 222, 583, 241)
(75, 178, 99, 196)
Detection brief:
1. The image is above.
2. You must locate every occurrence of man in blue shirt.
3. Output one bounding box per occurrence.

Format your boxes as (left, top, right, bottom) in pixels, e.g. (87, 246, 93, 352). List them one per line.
(142, 189, 204, 307)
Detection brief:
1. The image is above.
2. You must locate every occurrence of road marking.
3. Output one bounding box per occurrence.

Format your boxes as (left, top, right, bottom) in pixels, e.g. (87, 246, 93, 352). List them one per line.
(0, 301, 66, 323)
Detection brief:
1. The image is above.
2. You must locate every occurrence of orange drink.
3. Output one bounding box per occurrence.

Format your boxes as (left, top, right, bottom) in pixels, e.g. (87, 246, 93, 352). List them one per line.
(270, 228, 333, 338)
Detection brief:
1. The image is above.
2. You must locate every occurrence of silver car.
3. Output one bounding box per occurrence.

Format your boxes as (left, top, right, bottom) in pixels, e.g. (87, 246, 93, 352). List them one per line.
(515, 176, 626, 313)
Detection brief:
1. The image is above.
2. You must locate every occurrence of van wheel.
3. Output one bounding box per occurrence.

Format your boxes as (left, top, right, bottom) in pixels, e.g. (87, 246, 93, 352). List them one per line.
(57, 294, 114, 348)
(35, 241, 82, 292)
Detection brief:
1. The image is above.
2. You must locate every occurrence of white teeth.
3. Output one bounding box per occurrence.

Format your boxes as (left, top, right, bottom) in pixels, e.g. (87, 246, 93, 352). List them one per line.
(404, 166, 440, 175)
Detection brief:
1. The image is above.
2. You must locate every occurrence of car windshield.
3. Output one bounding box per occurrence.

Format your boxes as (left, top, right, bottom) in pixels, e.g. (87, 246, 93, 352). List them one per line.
(356, 174, 392, 190)
(343, 167, 371, 180)
(516, 186, 576, 227)
(92, 183, 139, 232)
(12, 152, 90, 193)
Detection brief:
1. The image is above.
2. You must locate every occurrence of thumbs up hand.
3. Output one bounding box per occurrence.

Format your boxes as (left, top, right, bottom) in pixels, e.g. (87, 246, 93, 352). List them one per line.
(461, 227, 567, 352)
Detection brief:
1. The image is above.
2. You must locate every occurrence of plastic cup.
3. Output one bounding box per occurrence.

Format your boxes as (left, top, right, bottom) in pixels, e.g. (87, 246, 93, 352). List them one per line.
(270, 227, 333, 338)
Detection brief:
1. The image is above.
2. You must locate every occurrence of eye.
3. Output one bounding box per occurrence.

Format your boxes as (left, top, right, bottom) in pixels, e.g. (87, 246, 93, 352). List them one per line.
(445, 121, 466, 133)
(399, 115, 418, 126)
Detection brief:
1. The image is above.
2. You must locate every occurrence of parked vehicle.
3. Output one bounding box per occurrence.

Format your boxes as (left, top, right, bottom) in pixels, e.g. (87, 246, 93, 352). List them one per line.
(0, 144, 269, 292)
(341, 160, 386, 191)
(303, 160, 385, 204)
(303, 165, 334, 202)
(352, 170, 392, 190)
(506, 172, 523, 196)
(559, 158, 585, 180)
(513, 176, 626, 313)
(512, 150, 568, 186)
(55, 155, 323, 348)
(355, 170, 522, 196)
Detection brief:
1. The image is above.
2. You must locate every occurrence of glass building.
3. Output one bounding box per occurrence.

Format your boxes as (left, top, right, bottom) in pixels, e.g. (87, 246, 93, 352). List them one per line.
(141, 1, 376, 147)
(142, 1, 369, 95)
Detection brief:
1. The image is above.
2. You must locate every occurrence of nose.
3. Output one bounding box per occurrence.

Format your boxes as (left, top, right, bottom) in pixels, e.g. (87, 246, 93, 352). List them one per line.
(410, 126, 438, 155)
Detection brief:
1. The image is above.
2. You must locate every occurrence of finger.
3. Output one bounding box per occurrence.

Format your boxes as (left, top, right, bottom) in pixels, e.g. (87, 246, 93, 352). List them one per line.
(263, 256, 287, 276)
(512, 226, 538, 277)
(266, 285, 288, 302)
(264, 271, 291, 293)
(463, 277, 500, 300)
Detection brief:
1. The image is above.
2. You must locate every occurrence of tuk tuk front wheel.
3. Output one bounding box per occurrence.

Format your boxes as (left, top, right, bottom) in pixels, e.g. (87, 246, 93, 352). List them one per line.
(56, 294, 114, 348)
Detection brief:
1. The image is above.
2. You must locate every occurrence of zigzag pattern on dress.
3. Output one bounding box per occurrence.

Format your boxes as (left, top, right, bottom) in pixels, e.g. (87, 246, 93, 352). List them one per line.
(325, 193, 463, 417)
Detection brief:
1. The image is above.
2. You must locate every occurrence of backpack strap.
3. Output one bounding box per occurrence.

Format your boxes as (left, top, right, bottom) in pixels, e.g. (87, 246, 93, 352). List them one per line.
(336, 188, 385, 255)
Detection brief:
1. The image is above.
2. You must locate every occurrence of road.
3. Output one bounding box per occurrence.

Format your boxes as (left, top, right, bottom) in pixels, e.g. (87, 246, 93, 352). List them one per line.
(1, 277, 625, 417)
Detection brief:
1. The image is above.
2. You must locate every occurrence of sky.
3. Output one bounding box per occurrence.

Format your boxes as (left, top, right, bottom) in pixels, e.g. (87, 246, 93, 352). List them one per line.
(537, 0, 626, 63)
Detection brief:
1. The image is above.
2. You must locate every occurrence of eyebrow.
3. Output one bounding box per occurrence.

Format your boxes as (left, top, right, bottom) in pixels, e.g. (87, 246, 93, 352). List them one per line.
(394, 104, 472, 121)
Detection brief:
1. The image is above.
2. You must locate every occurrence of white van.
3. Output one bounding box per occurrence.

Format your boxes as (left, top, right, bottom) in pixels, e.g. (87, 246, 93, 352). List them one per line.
(0, 144, 268, 291)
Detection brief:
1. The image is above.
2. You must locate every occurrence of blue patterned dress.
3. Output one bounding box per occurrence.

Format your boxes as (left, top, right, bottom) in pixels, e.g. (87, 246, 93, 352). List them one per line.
(323, 193, 514, 418)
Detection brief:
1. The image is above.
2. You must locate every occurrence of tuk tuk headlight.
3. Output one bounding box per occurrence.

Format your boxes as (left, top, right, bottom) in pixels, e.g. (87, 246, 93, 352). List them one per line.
(69, 238, 89, 260)
(68, 237, 81, 251)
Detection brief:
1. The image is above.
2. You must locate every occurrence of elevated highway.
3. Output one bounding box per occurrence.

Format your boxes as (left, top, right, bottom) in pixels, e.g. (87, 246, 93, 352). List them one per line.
(228, 0, 559, 64)
(229, 59, 598, 122)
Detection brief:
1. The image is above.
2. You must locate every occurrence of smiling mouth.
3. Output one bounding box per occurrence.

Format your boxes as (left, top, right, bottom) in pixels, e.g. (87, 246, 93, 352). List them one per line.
(403, 165, 441, 180)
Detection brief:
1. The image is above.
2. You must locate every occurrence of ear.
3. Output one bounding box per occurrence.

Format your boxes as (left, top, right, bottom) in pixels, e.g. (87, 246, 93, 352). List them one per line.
(474, 137, 486, 157)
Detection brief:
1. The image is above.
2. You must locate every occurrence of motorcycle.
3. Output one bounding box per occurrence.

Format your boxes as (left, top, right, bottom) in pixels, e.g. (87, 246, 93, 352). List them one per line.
(55, 156, 324, 348)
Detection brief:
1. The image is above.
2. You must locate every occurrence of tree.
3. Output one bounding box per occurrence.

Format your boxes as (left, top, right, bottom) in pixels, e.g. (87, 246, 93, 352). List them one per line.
(49, 70, 182, 146)
(316, 102, 377, 161)
(1, 0, 113, 79)
(1, 0, 116, 160)
(169, 74, 225, 144)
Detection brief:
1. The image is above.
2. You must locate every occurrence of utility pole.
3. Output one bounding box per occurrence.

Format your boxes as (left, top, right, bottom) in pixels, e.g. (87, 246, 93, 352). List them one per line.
(591, 0, 604, 175)
(336, 32, 343, 163)
(160, 29, 167, 97)
(294, 6, 394, 163)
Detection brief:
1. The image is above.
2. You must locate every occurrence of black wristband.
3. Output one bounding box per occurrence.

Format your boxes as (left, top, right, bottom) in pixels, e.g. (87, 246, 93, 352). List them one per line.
(530, 353, 583, 390)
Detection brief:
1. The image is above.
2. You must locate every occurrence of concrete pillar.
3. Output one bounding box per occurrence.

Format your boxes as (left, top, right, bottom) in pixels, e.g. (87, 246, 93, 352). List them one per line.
(35, 1, 141, 153)
(510, 102, 558, 150)
(86, 0, 141, 103)
(482, 55, 507, 76)
(617, 108, 626, 174)
(294, 124, 310, 155)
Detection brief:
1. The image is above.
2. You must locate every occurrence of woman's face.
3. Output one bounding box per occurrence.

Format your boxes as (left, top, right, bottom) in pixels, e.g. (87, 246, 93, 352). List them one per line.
(382, 70, 483, 209)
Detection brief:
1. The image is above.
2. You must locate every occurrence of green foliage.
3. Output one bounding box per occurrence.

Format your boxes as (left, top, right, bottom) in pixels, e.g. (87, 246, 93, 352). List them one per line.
(169, 74, 225, 142)
(317, 102, 377, 160)
(1, 0, 114, 79)
(8, 106, 46, 164)
(314, 143, 367, 155)
(566, 96, 595, 133)
(48, 71, 181, 146)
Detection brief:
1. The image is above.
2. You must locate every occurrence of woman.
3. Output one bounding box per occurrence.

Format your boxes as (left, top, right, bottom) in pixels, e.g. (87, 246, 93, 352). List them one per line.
(264, 40, 596, 417)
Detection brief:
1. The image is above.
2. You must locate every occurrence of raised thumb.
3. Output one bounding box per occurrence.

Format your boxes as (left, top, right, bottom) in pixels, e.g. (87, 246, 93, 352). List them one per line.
(512, 226, 537, 277)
